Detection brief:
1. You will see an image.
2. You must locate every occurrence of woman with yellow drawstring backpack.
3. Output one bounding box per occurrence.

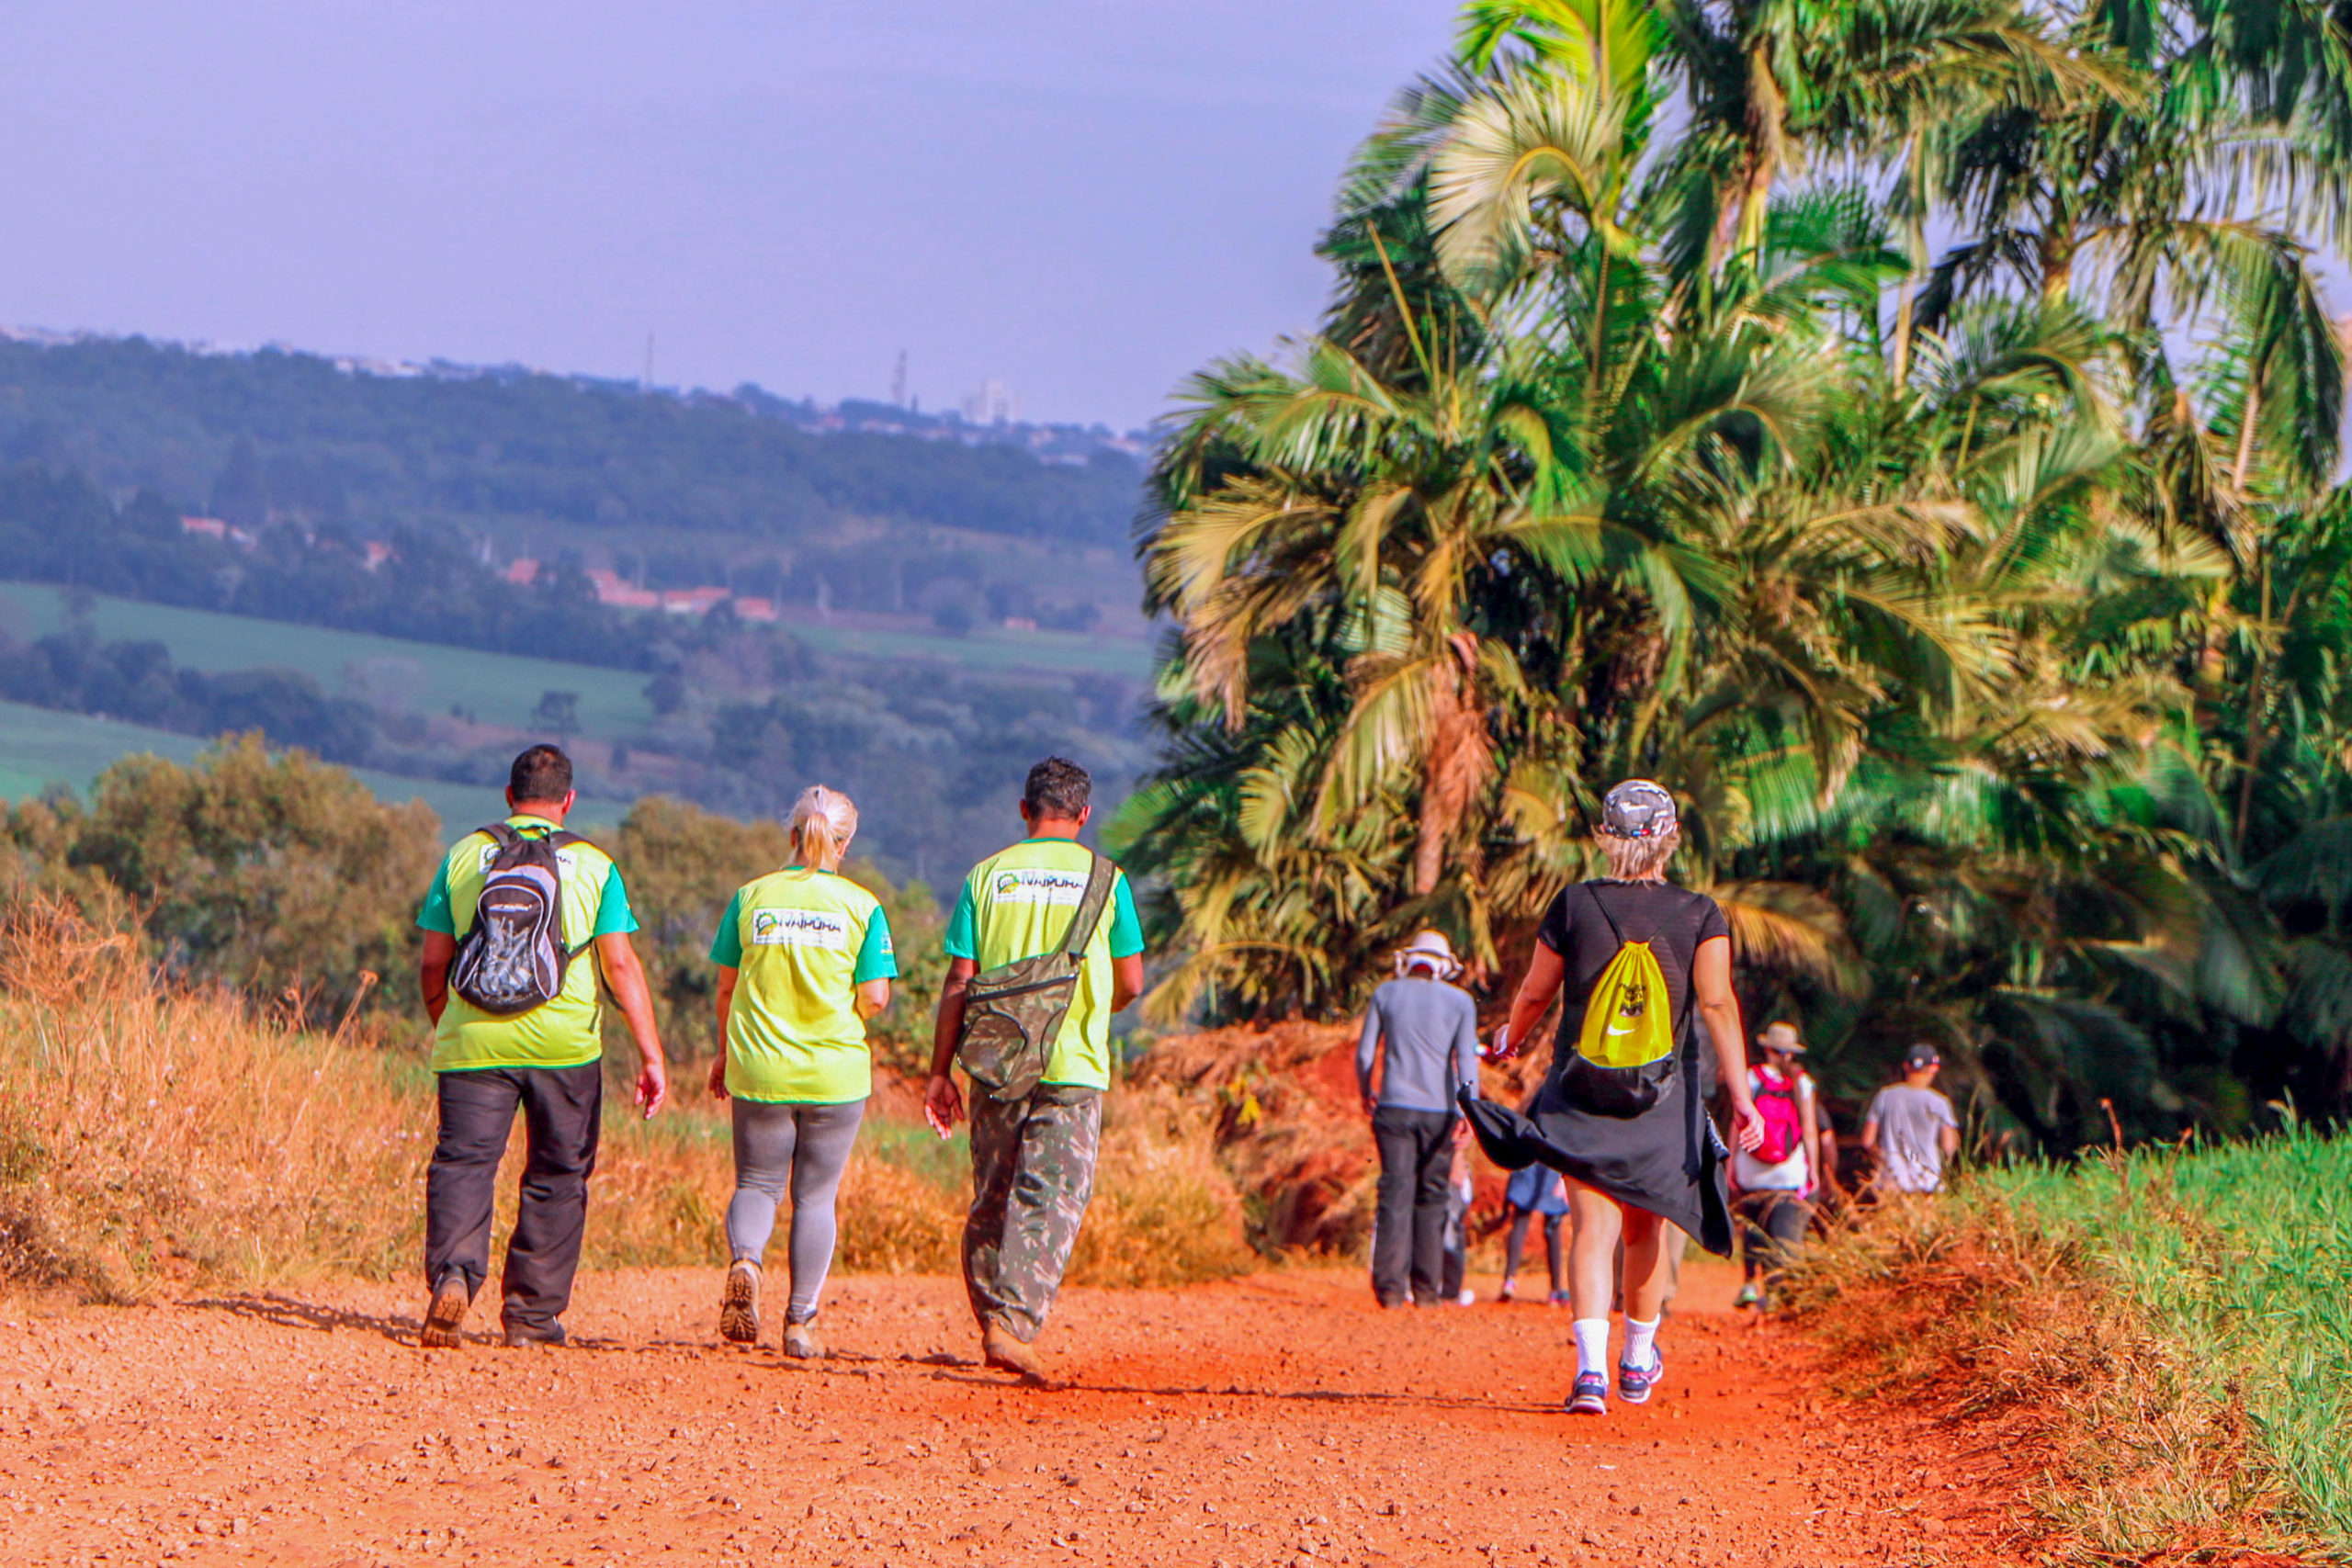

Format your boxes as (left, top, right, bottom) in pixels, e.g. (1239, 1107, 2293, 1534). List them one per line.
(1465, 780, 1764, 1417)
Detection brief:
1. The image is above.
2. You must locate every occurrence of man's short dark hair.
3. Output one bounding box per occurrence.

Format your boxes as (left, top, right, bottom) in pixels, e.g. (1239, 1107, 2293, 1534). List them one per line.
(1023, 755, 1091, 820)
(510, 744, 573, 803)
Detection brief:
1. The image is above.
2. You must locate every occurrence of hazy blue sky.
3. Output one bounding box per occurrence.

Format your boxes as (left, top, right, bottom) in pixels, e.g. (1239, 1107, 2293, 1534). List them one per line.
(0, 3, 1456, 429)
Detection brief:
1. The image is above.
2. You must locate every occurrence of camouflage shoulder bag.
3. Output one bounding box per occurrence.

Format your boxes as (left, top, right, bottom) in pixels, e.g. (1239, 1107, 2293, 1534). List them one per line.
(956, 851, 1118, 1101)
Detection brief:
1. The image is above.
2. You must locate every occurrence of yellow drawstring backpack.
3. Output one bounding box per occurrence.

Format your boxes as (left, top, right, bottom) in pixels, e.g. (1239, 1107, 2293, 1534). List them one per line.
(1562, 886, 1679, 1115)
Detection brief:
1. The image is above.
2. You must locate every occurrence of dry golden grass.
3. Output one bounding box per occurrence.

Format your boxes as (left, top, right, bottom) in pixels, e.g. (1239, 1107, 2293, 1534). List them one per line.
(0, 895, 429, 1296)
(1781, 1189, 2308, 1564)
(1069, 1082, 1257, 1288)
(0, 897, 1253, 1300)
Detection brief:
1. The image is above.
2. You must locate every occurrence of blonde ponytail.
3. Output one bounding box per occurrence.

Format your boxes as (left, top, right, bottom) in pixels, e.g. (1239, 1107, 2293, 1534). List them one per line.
(789, 784, 859, 869)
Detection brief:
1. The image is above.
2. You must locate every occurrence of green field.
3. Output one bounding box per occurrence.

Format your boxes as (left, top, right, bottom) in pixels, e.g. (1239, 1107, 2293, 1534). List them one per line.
(1975, 1131, 2352, 1549)
(0, 701, 615, 834)
(778, 614, 1156, 680)
(0, 581, 658, 737)
(0, 580, 1155, 707)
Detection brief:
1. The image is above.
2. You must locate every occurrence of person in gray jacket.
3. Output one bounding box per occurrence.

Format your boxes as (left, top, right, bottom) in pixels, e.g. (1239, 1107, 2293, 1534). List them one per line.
(1357, 931, 1482, 1307)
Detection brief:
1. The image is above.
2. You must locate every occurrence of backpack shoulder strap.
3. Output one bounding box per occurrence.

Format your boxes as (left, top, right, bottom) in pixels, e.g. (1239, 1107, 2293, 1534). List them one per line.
(479, 821, 520, 849)
(1061, 852, 1119, 960)
(1584, 881, 1628, 945)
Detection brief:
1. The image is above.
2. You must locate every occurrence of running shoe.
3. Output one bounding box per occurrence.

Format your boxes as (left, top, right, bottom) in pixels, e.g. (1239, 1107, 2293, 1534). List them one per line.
(1566, 1371, 1609, 1416)
(1618, 1351, 1663, 1404)
(1498, 1277, 1518, 1303)
(783, 1321, 823, 1359)
(1733, 1281, 1762, 1309)
(719, 1259, 762, 1346)
(1546, 1290, 1571, 1307)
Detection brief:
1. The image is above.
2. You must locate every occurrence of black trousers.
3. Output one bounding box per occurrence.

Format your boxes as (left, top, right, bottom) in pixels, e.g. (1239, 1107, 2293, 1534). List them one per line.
(1371, 1107, 1455, 1305)
(1504, 1207, 1566, 1292)
(1736, 1190, 1812, 1280)
(424, 1062, 603, 1333)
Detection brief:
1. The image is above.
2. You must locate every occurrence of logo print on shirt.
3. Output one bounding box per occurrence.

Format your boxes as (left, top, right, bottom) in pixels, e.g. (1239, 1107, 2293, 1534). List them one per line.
(990, 868, 1086, 907)
(751, 908, 850, 949)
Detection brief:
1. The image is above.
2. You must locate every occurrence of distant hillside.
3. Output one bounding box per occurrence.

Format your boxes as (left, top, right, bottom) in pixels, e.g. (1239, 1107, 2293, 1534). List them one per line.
(0, 333, 1146, 547)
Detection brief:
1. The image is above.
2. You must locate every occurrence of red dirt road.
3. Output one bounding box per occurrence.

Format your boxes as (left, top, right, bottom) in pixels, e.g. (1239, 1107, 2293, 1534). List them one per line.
(0, 1261, 2020, 1567)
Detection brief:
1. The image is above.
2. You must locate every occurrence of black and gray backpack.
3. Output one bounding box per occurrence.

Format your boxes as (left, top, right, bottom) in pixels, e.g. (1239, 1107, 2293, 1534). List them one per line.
(448, 822, 591, 1015)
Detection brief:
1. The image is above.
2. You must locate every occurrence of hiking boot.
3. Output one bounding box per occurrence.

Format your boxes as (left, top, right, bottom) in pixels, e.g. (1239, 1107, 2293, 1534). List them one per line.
(420, 1273, 470, 1349)
(1618, 1351, 1664, 1404)
(1566, 1371, 1609, 1416)
(1734, 1281, 1762, 1309)
(719, 1260, 762, 1347)
(981, 1320, 1049, 1383)
(783, 1320, 823, 1359)
(502, 1321, 567, 1348)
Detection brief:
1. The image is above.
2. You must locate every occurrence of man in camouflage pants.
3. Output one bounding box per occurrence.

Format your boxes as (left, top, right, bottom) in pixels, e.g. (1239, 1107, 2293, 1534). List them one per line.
(963, 1087, 1102, 1341)
(923, 758, 1147, 1382)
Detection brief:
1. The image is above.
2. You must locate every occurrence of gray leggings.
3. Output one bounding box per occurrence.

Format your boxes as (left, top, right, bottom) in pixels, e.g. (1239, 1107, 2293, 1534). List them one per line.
(727, 1099, 866, 1325)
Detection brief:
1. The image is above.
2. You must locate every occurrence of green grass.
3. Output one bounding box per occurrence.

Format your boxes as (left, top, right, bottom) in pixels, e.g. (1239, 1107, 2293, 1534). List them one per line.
(1974, 1129, 2352, 1549)
(0, 581, 658, 738)
(0, 579, 1156, 708)
(0, 700, 617, 834)
(780, 616, 1155, 680)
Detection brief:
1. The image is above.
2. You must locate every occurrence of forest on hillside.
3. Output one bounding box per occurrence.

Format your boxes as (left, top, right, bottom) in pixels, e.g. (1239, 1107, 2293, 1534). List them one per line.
(1114, 0, 2352, 1149)
(0, 341, 1154, 880)
(0, 335, 1142, 547)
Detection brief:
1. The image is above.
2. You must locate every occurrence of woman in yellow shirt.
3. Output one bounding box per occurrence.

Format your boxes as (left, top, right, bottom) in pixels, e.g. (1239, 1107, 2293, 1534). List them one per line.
(707, 785, 896, 1358)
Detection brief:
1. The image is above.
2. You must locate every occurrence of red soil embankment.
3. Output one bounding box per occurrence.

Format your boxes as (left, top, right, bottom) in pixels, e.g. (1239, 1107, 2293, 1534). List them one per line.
(1136, 1020, 1546, 1251)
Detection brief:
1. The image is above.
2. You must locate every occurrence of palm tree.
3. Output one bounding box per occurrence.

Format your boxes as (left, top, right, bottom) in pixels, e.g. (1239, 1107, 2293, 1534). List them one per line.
(1128, 0, 2352, 1140)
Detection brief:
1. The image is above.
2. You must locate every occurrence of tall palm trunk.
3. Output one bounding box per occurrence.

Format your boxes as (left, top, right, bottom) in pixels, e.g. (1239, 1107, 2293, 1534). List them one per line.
(2039, 229, 2076, 306)
(1412, 636, 1492, 896)
(2199, 373, 2265, 705)
(1713, 44, 1786, 270)
(1891, 133, 1927, 385)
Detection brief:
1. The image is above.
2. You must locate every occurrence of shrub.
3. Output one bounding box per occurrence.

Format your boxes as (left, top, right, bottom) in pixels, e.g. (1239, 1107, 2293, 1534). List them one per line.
(0, 896, 1252, 1299)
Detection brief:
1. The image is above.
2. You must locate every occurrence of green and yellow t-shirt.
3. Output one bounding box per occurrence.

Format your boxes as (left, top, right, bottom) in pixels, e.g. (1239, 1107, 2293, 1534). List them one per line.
(943, 838, 1145, 1091)
(416, 815, 638, 1073)
(709, 868, 897, 1103)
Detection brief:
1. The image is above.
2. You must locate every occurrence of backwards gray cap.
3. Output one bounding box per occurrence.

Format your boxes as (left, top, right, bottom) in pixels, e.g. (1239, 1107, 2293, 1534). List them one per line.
(1600, 779, 1678, 840)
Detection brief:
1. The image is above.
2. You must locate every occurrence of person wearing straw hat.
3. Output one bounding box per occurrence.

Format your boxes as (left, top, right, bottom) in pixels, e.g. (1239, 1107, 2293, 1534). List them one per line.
(1730, 1020, 1828, 1309)
(1356, 930, 1482, 1308)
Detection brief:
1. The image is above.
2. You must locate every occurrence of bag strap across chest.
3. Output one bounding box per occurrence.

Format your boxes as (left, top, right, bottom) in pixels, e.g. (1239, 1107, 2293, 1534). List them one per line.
(1058, 851, 1117, 959)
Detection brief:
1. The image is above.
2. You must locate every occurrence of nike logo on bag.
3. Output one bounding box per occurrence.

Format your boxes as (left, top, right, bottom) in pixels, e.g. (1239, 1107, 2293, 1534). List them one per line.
(1605, 1021, 1640, 1036)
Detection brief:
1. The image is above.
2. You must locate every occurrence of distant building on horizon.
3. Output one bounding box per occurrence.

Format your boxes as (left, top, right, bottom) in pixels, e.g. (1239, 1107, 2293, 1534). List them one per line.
(961, 378, 1020, 425)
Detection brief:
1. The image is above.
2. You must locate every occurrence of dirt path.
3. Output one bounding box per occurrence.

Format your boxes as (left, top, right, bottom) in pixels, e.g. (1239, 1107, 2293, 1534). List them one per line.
(0, 1259, 2023, 1567)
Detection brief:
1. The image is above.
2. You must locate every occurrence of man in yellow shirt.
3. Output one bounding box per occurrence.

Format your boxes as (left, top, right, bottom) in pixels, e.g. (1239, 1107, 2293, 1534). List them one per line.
(924, 756, 1145, 1382)
(414, 745, 667, 1348)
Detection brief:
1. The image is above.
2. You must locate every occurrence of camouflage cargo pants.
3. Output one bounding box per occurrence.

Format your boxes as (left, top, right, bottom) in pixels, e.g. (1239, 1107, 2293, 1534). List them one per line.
(963, 1082, 1102, 1343)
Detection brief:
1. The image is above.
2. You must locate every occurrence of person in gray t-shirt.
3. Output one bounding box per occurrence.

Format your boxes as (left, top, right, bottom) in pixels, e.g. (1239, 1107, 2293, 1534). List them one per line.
(1357, 931, 1481, 1307)
(1863, 1043, 1961, 1193)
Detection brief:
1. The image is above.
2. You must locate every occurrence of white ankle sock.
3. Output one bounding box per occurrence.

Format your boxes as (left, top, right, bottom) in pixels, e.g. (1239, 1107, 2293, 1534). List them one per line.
(1623, 1314, 1659, 1371)
(1571, 1317, 1611, 1376)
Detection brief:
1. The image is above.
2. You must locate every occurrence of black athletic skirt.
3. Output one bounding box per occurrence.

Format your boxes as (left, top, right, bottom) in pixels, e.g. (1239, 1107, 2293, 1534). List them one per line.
(1460, 1030, 1733, 1257)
